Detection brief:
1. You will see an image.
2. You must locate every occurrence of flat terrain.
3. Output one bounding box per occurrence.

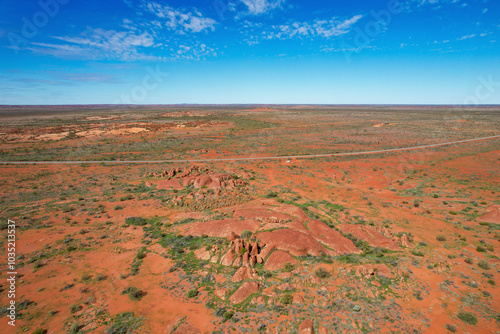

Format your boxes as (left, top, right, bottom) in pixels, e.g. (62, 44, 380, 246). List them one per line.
(0, 105, 499, 333)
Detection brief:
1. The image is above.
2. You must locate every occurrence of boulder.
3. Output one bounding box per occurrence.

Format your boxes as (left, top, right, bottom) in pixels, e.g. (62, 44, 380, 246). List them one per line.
(231, 266, 260, 282)
(299, 319, 315, 334)
(264, 250, 298, 271)
(229, 282, 259, 304)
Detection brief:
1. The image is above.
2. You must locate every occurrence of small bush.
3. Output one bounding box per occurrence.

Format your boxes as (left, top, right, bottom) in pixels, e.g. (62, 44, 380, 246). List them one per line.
(464, 258, 473, 264)
(457, 311, 477, 325)
(280, 293, 293, 305)
(478, 260, 490, 270)
(122, 287, 146, 301)
(412, 249, 424, 257)
(126, 217, 148, 226)
(240, 230, 252, 240)
(114, 205, 123, 210)
(449, 211, 457, 215)
(187, 289, 198, 298)
(95, 274, 107, 281)
(432, 193, 439, 198)
(436, 235, 446, 242)
(476, 246, 486, 253)
(223, 311, 234, 320)
(32, 329, 47, 334)
(444, 324, 457, 332)
(282, 263, 295, 272)
(69, 304, 81, 313)
(315, 268, 331, 279)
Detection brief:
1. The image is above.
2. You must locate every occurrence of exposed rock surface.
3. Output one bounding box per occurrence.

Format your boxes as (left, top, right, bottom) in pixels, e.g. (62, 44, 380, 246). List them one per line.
(299, 319, 315, 334)
(337, 224, 402, 251)
(264, 250, 298, 271)
(229, 282, 259, 304)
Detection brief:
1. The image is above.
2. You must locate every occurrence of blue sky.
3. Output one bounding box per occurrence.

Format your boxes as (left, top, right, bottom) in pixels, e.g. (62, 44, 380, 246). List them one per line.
(0, 0, 498, 105)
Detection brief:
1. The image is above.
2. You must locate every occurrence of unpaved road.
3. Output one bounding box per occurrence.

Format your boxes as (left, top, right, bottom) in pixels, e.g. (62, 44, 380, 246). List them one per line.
(0, 135, 498, 164)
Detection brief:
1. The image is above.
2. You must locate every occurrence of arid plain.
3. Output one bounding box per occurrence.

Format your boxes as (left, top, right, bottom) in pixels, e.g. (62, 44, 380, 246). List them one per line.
(0, 105, 499, 333)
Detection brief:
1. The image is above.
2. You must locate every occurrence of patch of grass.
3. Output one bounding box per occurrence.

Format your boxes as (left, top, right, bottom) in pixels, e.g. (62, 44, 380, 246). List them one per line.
(465, 258, 473, 264)
(105, 312, 143, 334)
(279, 293, 293, 305)
(457, 311, 477, 325)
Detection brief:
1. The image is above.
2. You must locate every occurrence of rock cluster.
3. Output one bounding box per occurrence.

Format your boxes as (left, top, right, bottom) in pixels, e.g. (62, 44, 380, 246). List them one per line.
(220, 235, 266, 268)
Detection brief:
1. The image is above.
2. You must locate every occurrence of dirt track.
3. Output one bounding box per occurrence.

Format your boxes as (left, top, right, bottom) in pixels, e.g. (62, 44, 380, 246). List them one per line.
(1, 134, 498, 164)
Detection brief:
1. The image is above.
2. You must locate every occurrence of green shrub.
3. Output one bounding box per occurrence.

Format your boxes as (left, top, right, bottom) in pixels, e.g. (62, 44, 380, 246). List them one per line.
(412, 249, 424, 257)
(106, 312, 143, 334)
(464, 258, 473, 264)
(223, 311, 234, 320)
(69, 304, 81, 313)
(457, 311, 477, 325)
(279, 293, 293, 305)
(122, 287, 146, 301)
(444, 324, 457, 332)
(478, 260, 490, 270)
(449, 211, 457, 215)
(32, 329, 47, 334)
(265, 191, 278, 198)
(282, 263, 295, 272)
(476, 246, 486, 253)
(125, 217, 147, 226)
(114, 205, 123, 210)
(240, 230, 252, 240)
(436, 235, 446, 242)
(315, 268, 331, 279)
(187, 289, 198, 298)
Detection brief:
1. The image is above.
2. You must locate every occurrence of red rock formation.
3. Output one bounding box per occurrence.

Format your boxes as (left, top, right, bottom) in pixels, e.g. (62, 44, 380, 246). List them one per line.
(337, 224, 402, 251)
(299, 319, 315, 334)
(229, 282, 259, 304)
(231, 266, 260, 282)
(264, 250, 298, 271)
(307, 220, 361, 254)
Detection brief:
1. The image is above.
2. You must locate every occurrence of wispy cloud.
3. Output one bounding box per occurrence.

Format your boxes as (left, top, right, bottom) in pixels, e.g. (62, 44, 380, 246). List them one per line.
(24, 28, 158, 61)
(143, 2, 217, 33)
(260, 15, 363, 41)
(239, 0, 285, 15)
(458, 34, 476, 40)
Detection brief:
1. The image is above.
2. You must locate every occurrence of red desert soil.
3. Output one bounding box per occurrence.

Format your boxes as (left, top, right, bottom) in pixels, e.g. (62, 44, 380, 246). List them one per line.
(1, 107, 499, 334)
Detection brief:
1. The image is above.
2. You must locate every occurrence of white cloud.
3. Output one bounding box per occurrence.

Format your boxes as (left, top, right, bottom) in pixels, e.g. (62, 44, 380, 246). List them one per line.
(262, 15, 363, 40)
(144, 2, 217, 33)
(458, 34, 476, 40)
(240, 0, 285, 15)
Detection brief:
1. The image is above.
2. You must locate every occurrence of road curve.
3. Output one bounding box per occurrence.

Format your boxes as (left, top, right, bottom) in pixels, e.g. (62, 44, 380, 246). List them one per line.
(0, 135, 498, 165)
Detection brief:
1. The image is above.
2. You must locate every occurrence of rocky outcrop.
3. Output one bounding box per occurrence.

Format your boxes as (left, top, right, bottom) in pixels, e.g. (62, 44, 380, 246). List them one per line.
(354, 264, 394, 279)
(307, 220, 361, 255)
(264, 250, 298, 271)
(299, 319, 315, 334)
(231, 266, 260, 282)
(229, 282, 259, 304)
(337, 224, 402, 251)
